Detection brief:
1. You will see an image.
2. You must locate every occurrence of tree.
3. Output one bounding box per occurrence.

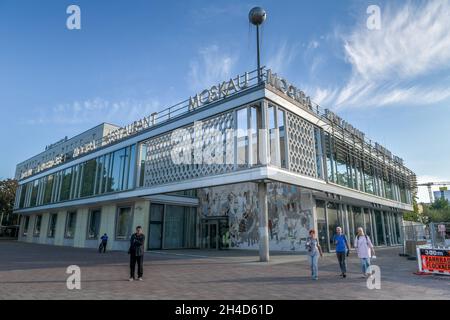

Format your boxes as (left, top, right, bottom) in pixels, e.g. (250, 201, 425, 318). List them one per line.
(0, 179, 19, 226)
(403, 194, 423, 223)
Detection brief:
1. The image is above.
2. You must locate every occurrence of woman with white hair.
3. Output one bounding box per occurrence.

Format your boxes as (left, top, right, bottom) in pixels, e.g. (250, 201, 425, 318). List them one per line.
(354, 227, 376, 277)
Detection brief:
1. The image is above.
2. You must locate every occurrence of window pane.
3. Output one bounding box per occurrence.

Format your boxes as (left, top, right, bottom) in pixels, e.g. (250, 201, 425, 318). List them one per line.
(87, 209, 101, 239)
(60, 168, 73, 201)
(109, 148, 126, 192)
(327, 202, 339, 250)
(80, 159, 97, 197)
(316, 200, 328, 251)
(139, 144, 147, 187)
(268, 105, 279, 166)
(236, 108, 248, 167)
(47, 214, 57, 238)
(19, 184, 27, 208)
(34, 215, 42, 237)
(29, 180, 39, 207)
(23, 216, 30, 236)
(250, 106, 259, 166)
(116, 207, 133, 240)
(65, 211, 77, 238)
(127, 144, 136, 189)
(277, 108, 287, 168)
(43, 175, 54, 205)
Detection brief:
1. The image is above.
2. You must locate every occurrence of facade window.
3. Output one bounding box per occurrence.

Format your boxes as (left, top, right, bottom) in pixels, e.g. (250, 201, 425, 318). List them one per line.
(138, 144, 148, 187)
(236, 108, 249, 167)
(163, 205, 197, 249)
(314, 128, 324, 179)
(59, 168, 73, 201)
(47, 214, 57, 238)
(115, 206, 133, 240)
(374, 210, 385, 245)
(19, 184, 27, 209)
(363, 208, 373, 238)
(80, 159, 97, 198)
(23, 216, 30, 236)
(277, 108, 287, 168)
(65, 211, 77, 239)
(33, 215, 42, 237)
(43, 175, 54, 205)
(87, 209, 101, 239)
(29, 180, 39, 207)
(316, 200, 328, 251)
(327, 202, 340, 251)
(250, 105, 260, 166)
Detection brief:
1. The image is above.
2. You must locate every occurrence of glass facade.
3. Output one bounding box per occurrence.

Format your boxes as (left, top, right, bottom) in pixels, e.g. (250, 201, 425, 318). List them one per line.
(33, 215, 42, 237)
(17, 145, 137, 209)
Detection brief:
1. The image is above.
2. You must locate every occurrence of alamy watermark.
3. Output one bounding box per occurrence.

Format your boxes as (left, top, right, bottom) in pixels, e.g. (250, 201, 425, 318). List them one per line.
(66, 265, 81, 290)
(366, 5, 381, 30)
(366, 265, 381, 290)
(66, 5, 81, 30)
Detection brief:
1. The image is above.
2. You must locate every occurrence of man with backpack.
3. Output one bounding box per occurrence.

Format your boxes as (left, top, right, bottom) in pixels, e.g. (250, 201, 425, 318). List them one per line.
(354, 227, 376, 277)
(98, 233, 108, 253)
(332, 226, 350, 278)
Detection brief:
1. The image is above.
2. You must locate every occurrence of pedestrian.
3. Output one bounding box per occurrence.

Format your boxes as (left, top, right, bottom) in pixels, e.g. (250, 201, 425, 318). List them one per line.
(354, 227, 375, 277)
(305, 229, 323, 280)
(128, 226, 146, 281)
(332, 226, 350, 278)
(98, 233, 108, 253)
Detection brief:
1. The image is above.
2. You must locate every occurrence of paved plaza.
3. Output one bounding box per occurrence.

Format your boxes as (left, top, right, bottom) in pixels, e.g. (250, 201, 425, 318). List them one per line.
(0, 241, 448, 300)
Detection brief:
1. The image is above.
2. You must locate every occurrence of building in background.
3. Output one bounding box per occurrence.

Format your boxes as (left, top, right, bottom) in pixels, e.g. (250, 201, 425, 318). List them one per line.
(13, 68, 416, 254)
(433, 189, 450, 202)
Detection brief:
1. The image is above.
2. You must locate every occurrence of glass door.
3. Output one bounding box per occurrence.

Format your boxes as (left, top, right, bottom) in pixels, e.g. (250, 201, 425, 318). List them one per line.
(201, 219, 219, 249)
(148, 204, 164, 250)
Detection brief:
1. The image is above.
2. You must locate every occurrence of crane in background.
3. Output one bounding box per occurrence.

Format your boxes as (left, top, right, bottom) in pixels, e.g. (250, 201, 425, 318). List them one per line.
(417, 182, 450, 203)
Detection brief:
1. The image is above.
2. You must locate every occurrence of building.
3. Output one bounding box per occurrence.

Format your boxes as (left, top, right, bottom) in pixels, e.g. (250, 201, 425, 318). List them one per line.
(13, 68, 416, 257)
(433, 190, 450, 202)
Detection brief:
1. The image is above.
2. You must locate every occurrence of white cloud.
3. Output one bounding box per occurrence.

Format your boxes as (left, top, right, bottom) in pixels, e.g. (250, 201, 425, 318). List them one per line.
(266, 41, 299, 75)
(317, 0, 450, 109)
(188, 45, 237, 91)
(24, 98, 160, 126)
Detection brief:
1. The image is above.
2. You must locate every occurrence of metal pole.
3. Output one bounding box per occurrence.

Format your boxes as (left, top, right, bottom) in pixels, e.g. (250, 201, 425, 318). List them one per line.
(256, 25, 261, 83)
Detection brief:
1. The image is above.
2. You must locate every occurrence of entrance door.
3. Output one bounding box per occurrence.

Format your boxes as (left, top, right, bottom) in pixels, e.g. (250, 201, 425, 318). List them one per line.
(200, 218, 229, 249)
(148, 204, 164, 250)
(201, 220, 219, 249)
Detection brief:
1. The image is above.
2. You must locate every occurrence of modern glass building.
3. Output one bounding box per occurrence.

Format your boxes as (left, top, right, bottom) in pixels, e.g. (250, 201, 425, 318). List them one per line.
(13, 68, 416, 257)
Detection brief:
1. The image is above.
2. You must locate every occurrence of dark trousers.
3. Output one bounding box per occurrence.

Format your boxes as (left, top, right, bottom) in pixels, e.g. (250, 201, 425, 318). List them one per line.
(130, 254, 144, 279)
(336, 252, 347, 274)
(99, 241, 107, 253)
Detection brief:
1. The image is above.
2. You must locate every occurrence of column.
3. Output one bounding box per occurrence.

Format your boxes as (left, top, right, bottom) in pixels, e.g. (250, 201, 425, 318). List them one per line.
(258, 181, 269, 262)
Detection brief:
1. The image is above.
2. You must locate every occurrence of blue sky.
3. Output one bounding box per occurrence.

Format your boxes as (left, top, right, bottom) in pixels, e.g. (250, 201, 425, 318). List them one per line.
(1, 0, 449, 202)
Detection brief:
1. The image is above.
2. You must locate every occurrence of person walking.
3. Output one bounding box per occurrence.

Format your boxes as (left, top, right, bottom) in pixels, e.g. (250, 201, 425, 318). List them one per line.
(128, 226, 146, 281)
(305, 229, 323, 280)
(333, 226, 350, 278)
(98, 233, 108, 253)
(354, 227, 375, 277)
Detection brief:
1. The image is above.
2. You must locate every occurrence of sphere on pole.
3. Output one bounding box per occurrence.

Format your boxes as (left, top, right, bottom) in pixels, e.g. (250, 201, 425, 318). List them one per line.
(249, 7, 267, 26)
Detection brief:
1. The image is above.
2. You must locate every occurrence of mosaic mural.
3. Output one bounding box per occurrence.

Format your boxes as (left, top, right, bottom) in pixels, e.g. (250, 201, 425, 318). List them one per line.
(198, 182, 314, 251)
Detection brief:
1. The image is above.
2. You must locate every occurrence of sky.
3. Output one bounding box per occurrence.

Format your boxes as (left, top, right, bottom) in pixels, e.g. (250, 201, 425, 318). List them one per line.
(0, 0, 449, 202)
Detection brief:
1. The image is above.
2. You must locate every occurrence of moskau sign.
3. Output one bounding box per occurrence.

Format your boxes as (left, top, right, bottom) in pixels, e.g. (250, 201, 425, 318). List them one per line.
(265, 69, 313, 110)
(189, 73, 250, 110)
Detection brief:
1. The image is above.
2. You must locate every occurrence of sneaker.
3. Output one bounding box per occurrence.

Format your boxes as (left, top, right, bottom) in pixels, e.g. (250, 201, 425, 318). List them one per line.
(312, 277, 318, 280)
(343, 273, 346, 278)
(138, 277, 143, 281)
(129, 278, 134, 282)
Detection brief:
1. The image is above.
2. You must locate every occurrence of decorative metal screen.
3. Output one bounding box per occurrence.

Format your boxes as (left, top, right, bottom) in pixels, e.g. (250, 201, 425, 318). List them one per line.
(286, 111, 317, 178)
(143, 111, 235, 187)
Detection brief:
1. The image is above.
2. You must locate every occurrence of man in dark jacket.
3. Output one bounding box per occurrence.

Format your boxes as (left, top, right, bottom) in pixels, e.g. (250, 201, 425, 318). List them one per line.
(128, 226, 145, 281)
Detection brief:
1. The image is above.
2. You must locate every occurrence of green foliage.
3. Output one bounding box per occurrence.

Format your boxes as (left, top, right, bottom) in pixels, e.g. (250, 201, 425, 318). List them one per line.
(403, 194, 423, 223)
(0, 179, 19, 226)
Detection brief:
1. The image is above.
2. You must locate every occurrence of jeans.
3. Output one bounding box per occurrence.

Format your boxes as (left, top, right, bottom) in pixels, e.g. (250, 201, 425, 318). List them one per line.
(308, 253, 319, 279)
(360, 257, 371, 274)
(130, 254, 144, 279)
(336, 252, 347, 274)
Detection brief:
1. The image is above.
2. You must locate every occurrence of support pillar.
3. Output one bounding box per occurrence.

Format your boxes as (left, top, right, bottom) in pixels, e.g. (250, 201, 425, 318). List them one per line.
(258, 181, 269, 262)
